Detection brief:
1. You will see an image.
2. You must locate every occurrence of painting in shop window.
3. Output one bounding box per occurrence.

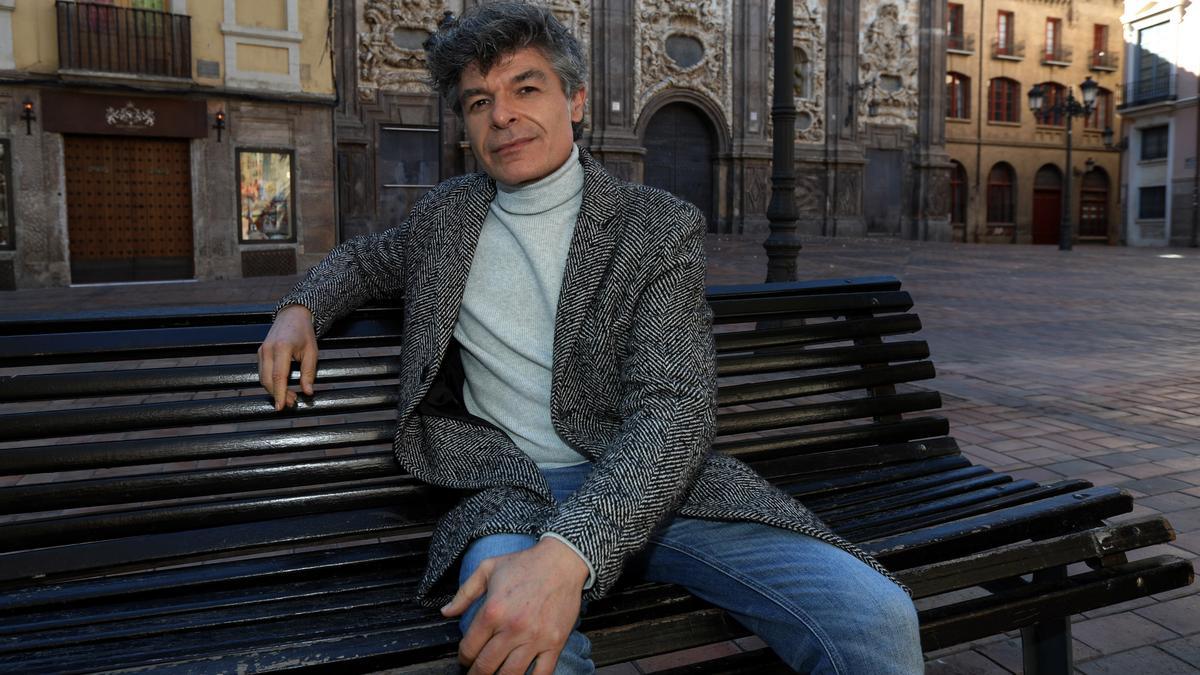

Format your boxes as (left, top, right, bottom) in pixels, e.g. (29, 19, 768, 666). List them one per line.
(238, 149, 296, 243)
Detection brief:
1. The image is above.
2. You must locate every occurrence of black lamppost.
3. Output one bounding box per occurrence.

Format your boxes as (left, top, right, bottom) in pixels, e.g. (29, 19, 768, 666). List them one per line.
(764, 0, 800, 281)
(1028, 76, 1099, 251)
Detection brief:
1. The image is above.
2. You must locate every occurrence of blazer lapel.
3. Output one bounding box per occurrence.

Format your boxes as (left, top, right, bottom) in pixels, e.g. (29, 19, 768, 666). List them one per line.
(401, 174, 495, 417)
(551, 150, 623, 401)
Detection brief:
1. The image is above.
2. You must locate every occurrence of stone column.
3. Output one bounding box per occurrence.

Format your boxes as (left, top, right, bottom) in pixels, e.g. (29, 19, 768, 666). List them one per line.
(584, 0, 644, 183)
(822, 0, 865, 238)
(910, 0, 952, 241)
(731, 0, 773, 236)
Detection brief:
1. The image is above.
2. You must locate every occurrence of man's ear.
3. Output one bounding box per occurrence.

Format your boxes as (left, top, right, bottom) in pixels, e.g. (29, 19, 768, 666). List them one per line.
(570, 86, 587, 123)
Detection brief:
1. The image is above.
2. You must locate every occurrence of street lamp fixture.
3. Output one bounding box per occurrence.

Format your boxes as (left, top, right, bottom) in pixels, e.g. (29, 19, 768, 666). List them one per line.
(1028, 76, 1099, 251)
(20, 99, 35, 136)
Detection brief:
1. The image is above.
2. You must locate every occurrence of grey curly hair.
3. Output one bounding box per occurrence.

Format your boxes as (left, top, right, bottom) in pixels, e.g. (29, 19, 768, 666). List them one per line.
(424, 2, 588, 134)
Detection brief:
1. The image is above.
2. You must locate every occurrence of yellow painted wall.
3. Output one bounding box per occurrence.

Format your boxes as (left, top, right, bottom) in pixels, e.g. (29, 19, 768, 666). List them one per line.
(944, 0, 1126, 244)
(11, 2, 60, 74)
(189, 0, 225, 85)
(5, 0, 330, 95)
(298, 0, 333, 94)
(236, 0, 287, 31)
(237, 44, 290, 75)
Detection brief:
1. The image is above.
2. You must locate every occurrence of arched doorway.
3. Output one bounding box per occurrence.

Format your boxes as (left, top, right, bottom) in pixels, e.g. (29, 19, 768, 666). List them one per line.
(642, 103, 716, 228)
(950, 161, 968, 241)
(1032, 164, 1063, 245)
(1079, 168, 1110, 240)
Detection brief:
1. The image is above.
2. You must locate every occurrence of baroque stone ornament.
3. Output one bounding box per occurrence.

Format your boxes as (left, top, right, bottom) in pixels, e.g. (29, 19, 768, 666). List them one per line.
(859, 1, 919, 130)
(357, 0, 590, 102)
(105, 102, 155, 128)
(793, 0, 825, 144)
(357, 0, 444, 100)
(766, 0, 825, 144)
(635, 0, 732, 134)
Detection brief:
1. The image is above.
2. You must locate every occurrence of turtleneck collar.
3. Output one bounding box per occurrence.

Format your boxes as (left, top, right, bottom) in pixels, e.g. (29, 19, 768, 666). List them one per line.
(494, 144, 583, 216)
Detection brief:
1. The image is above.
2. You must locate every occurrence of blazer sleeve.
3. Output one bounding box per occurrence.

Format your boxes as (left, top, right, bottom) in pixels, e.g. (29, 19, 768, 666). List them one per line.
(541, 200, 718, 600)
(275, 225, 409, 337)
(274, 178, 459, 336)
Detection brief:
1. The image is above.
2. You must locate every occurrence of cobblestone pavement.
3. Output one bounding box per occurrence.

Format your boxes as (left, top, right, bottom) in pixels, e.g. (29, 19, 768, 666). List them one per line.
(3, 235, 1199, 673)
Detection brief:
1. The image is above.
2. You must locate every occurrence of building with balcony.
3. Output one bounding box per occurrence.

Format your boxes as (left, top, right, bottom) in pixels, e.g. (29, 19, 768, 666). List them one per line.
(1117, 0, 1199, 247)
(944, 0, 1125, 245)
(0, 0, 335, 290)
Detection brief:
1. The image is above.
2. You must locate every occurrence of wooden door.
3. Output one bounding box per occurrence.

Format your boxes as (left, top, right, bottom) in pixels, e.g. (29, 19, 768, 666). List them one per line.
(643, 103, 716, 229)
(1031, 166, 1062, 245)
(1079, 170, 1110, 239)
(865, 149, 904, 235)
(65, 135, 193, 283)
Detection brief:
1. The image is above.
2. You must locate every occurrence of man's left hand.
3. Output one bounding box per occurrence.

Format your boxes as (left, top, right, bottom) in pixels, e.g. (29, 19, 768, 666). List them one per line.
(441, 537, 589, 675)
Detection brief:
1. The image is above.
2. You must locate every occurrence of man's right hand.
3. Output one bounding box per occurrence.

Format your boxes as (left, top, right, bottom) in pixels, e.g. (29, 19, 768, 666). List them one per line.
(258, 304, 319, 411)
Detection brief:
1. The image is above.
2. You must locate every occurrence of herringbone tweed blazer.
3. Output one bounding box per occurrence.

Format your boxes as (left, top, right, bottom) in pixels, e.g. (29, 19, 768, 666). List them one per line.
(280, 148, 901, 605)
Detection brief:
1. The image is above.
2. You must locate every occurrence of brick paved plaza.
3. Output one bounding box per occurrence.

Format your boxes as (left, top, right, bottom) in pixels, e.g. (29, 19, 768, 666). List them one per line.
(2, 236, 1199, 673)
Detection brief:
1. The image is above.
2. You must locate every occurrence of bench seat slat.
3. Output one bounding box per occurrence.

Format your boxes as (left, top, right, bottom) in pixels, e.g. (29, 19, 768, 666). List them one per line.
(0, 596, 438, 674)
(715, 417, 950, 459)
(0, 421, 394, 474)
(0, 453, 400, 514)
(753, 437, 959, 481)
(716, 341, 931, 377)
(708, 291, 913, 323)
(716, 391, 942, 435)
(717, 361, 935, 406)
(0, 357, 401, 403)
(0, 540, 422, 614)
(0, 507, 412, 583)
(0, 385, 399, 442)
(835, 479, 1036, 537)
(782, 456, 974, 499)
(712, 314, 921, 352)
(866, 486, 1132, 569)
(0, 317, 404, 368)
(897, 516, 1178, 598)
(802, 463, 989, 512)
(0, 483, 445, 553)
(819, 473, 1015, 525)
(853, 479, 1094, 543)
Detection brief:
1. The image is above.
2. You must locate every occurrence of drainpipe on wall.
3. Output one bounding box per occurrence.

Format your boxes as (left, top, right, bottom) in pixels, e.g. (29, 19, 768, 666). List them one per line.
(975, 0, 986, 243)
(1192, 88, 1199, 247)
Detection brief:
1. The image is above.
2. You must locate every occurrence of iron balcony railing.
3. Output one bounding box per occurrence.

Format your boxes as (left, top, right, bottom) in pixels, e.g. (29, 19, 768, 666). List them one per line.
(56, 1, 191, 79)
(1042, 44, 1073, 65)
(1119, 74, 1178, 109)
(992, 38, 1025, 60)
(947, 32, 975, 53)
(1090, 50, 1120, 71)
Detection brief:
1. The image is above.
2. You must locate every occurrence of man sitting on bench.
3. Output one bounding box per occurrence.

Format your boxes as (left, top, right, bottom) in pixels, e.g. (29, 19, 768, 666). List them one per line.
(258, 2, 921, 673)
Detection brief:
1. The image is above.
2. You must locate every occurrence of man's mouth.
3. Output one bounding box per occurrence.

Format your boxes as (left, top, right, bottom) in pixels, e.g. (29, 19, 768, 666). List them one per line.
(493, 138, 534, 155)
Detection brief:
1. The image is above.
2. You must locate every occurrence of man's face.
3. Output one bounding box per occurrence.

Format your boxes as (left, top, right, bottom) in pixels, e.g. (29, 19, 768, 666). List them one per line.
(458, 47, 586, 186)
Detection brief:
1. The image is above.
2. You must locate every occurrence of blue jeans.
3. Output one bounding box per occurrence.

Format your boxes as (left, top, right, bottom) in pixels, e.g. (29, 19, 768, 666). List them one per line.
(457, 463, 923, 674)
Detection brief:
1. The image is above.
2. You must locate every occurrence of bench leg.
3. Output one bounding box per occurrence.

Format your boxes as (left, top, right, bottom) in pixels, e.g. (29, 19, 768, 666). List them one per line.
(1020, 566, 1073, 675)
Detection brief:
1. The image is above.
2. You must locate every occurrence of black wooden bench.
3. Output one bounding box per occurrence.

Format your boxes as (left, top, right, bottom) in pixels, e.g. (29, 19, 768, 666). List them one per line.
(0, 276, 1192, 674)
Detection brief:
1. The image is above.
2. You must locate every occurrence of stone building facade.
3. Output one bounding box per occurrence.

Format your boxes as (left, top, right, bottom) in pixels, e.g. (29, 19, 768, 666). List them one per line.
(1117, 0, 1199, 247)
(335, 0, 951, 243)
(944, 0, 1125, 245)
(0, 0, 336, 290)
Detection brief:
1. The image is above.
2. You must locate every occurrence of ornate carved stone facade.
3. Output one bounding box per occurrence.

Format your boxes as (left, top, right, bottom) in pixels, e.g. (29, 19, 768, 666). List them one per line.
(634, 0, 733, 134)
(335, 0, 948, 243)
(857, 1, 919, 131)
(793, 0, 827, 144)
(357, 0, 445, 99)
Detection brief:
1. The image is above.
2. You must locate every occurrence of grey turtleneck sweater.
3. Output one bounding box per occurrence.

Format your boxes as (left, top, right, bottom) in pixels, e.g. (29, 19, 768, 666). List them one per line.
(455, 144, 587, 470)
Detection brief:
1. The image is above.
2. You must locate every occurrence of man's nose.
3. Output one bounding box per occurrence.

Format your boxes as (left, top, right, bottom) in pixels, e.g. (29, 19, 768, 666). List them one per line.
(490, 97, 517, 128)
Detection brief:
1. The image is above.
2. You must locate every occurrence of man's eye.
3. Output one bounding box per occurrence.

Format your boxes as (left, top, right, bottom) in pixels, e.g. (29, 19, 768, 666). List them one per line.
(469, 99, 490, 110)
(518, 86, 538, 95)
